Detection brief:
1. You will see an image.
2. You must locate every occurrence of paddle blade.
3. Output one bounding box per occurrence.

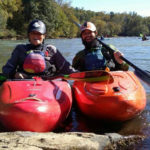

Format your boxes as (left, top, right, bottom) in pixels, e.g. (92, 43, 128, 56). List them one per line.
(134, 70, 150, 85)
(0, 74, 7, 85)
(0, 74, 7, 81)
(64, 70, 114, 82)
(140, 33, 143, 37)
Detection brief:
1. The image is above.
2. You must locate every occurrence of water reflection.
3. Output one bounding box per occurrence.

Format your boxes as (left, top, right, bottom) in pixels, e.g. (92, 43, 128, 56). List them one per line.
(62, 101, 149, 135)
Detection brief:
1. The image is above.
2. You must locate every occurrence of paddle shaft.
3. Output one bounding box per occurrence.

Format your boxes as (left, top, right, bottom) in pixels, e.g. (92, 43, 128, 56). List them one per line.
(97, 39, 149, 74)
(0, 70, 113, 83)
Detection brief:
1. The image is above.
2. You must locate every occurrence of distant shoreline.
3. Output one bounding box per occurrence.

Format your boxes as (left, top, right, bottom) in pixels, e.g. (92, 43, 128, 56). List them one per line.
(0, 35, 150, 41)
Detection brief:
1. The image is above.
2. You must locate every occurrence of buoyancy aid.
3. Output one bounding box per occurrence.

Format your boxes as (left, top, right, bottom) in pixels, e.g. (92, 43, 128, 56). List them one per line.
(85, 46, 106, 71)
(23, 50, 46, 73)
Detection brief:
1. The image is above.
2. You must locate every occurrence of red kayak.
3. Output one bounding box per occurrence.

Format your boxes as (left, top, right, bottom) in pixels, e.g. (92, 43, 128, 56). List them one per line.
(0, 77, 72, 132)
(73, 71, 146, 121)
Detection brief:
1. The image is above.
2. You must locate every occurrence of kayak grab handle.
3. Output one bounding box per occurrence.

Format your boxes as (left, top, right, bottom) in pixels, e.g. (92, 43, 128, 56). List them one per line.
(13, 97, 43, 103)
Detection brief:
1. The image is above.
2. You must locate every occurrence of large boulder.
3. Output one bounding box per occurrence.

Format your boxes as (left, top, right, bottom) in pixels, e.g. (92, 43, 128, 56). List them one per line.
(0, 132, 145, 150)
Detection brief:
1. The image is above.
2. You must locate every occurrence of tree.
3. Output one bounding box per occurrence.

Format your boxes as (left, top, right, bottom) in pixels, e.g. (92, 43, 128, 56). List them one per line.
(61, 4, 79, 37)
(0, 0, 22, 18)
(121, 13, 148, 36)
(1, 0, 150, 38)
(21, 0, 60, 37)
(0, 0, 22, 37)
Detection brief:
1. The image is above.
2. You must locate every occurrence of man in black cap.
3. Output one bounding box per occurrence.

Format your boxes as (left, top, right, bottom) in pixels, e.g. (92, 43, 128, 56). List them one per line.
(3, 19, 75, 79)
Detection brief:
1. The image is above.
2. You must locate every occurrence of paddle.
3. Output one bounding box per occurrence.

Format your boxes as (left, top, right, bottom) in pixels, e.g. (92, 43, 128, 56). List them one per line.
(0, 71, 114, 83)
(72, 20, 150, 85)
(42, 70, 114, 83)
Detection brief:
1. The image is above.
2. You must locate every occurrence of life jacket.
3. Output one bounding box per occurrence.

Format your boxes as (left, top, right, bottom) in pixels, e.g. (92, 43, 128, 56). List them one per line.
(23, 50, 46, 74)
(85, 47, 106, 71)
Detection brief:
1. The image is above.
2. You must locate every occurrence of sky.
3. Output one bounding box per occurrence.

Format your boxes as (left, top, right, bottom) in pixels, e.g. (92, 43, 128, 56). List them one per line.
(70, 0, 150, 17)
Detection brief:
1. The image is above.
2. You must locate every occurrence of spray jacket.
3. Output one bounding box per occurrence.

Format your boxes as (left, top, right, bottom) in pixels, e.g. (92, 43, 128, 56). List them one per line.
(2, 44, 75, 78)
(72, 39, 129, 71)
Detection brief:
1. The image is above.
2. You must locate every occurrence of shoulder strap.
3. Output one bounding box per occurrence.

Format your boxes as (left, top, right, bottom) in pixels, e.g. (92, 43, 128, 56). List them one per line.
(42, 44, 47, 52)
(101, 45, 114, 61)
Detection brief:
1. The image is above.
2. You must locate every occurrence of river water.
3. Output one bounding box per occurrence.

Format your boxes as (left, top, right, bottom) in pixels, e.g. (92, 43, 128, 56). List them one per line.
(0, 37, 150, 149)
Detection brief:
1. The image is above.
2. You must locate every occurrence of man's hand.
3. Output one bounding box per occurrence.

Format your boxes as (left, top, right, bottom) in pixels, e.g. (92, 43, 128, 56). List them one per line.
(114, 51, 124, 64)
(14, 72, 29, 79)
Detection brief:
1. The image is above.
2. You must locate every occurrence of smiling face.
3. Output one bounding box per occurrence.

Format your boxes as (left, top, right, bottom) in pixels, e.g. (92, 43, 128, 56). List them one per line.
(29, 31, 45, 46)
(81, 29, 97, 43)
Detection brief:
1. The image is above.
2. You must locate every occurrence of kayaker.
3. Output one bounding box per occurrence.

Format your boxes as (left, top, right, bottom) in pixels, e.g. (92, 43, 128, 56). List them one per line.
(72, 22, 129, 71)
(2, 19, 75, 79)
(142, 34, 148, 41)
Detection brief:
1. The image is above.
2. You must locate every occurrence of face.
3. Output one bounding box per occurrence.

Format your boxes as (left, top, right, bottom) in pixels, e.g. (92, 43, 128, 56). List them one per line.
(81, 29, 97, 43)
(29, 31, 45, 46)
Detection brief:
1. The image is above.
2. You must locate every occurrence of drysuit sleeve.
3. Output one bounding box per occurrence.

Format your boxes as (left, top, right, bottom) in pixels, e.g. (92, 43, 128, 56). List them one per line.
(2, 45, 23, 78)
(46, 45, 76, 75)
(54, 49, 76, 74)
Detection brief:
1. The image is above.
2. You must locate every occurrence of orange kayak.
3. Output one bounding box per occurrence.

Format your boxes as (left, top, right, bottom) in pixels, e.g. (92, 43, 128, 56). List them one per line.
(73, 71, 146, 121)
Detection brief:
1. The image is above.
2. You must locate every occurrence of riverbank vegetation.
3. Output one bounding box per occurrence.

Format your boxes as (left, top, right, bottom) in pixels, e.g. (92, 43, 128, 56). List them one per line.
(0, 0, 150, 39)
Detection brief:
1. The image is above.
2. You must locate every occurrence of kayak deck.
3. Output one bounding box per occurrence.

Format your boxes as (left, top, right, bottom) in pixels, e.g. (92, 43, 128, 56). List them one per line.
(0, 77, 72, 132)
(73, 71, 146, 121)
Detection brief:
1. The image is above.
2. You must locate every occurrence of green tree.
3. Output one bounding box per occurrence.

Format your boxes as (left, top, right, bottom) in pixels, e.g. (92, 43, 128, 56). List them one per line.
(121, 12, 148, 36)
(91, 16, 107, 36)
(0, 0, 22, 38)
(1, 0, 150, 38)
(21, 0, 60, 37)
(61, 4, 79, 37)
(144, 17, 150, 35)
(0, 0, 22, 18)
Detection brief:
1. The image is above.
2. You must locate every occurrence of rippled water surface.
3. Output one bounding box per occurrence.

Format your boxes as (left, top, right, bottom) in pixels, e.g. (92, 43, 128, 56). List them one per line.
(0, 37, 150, 149)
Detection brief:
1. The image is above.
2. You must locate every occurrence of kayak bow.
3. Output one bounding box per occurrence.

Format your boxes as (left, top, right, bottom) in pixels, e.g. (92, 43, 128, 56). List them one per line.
(73, 71, 146, 121)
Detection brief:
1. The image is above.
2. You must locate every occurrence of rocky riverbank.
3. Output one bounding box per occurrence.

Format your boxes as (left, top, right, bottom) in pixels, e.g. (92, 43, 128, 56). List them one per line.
(0, 131, 145, 150)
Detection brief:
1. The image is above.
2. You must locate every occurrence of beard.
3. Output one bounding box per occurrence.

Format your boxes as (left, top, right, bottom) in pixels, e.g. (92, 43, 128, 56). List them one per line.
(82, 38, 99, 50)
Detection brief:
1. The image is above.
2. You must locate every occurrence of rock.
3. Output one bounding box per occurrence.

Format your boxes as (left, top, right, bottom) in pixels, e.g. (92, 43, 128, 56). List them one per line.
(104, 133, 145, 150)
(0, 132, 145, 150)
